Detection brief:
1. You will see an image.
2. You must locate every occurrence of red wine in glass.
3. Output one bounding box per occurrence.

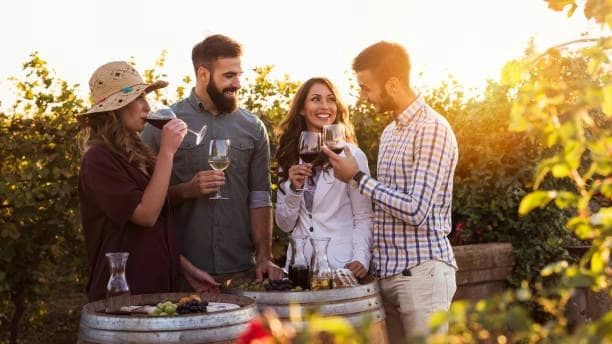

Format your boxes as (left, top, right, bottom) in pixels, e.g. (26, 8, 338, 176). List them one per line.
(299, 152, 319, 163)
(297, 131, 321, 191)
(146, 116, 171, 129)
(147, 101, 207, 145)
(288, 264, 310, 290)
(330, 145, 345, 155)
(323, 124, 346, 155)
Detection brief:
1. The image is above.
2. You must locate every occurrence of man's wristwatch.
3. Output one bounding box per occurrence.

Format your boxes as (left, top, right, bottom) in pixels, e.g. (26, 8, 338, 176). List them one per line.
(349, 171, 365, 189)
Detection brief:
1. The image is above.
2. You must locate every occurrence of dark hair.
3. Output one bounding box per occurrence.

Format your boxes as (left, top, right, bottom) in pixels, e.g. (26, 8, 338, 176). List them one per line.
(191, 34, 242, 73)
(275, 77, 356, 182)
(352, 41, 411, 86)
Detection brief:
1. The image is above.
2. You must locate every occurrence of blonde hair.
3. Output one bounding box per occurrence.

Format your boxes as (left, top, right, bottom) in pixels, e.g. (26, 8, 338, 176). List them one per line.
(79, 111, 155, 175)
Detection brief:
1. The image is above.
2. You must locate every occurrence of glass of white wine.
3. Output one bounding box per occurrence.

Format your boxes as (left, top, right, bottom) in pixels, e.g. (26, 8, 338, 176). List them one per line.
(208, 139, 231, 200)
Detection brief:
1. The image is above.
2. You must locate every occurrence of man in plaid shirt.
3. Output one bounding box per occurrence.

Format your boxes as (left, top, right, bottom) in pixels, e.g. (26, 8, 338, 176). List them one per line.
(322, 41, 458, 340)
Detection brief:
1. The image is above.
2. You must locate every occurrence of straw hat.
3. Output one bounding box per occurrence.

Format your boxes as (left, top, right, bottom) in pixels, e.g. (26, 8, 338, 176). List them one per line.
(78, 61, 168, 117)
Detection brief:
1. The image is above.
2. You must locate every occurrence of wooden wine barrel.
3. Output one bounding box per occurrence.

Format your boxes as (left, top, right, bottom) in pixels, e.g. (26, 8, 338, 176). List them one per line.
(78, 292, 256, 344)
(228, 279, 389, 343)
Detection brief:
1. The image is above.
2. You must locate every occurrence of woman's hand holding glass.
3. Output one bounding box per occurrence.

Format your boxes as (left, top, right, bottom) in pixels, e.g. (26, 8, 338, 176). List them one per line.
(288, 163, 313, 191)
(159, 119, 187, 156)
(147, 98, 207, 146)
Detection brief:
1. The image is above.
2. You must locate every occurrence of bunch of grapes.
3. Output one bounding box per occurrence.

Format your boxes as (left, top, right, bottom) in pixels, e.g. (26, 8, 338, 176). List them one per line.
(238, 280, 265, 291)
(177, 299, 209, 314)
(153, 301, 178, 316)
(264, 278, 295, 291)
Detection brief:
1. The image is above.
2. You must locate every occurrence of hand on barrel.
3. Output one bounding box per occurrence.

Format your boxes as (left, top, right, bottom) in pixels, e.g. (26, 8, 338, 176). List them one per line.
(180, 256, 221, 293)
(184, 267, 220, 293)
(256, 259, 284, 281)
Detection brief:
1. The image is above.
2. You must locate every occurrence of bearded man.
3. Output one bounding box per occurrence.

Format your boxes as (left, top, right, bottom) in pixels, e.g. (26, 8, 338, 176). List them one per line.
(142, 34, 282, 288)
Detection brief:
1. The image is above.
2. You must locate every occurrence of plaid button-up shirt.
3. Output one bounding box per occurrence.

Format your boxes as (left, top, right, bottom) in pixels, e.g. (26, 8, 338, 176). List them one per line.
(358, 96, 458, 278)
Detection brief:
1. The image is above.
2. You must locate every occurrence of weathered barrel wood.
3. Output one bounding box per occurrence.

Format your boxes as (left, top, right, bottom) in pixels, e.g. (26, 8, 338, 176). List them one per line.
(228, 279, 389, 343)
(78, 292, 257, 344)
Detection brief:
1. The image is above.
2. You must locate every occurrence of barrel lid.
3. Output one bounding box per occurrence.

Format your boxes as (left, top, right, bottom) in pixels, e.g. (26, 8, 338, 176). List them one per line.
(226, 279, 381, 305)
(80, 292, 257, 331)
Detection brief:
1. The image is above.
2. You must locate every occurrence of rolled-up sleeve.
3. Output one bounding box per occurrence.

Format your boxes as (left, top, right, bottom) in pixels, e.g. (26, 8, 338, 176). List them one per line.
(248, 119, 272, 208)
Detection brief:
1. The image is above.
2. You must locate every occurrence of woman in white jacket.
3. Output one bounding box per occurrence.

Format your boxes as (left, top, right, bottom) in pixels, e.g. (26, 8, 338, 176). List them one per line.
(275, 77, 373, 279)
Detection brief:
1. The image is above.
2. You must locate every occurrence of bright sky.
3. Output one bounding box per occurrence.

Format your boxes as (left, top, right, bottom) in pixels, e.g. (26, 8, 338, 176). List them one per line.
(0, 0, 607, 112)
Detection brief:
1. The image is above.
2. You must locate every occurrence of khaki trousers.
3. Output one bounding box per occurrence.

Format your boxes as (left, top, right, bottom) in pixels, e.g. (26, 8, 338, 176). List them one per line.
(379, 260, 456, 343)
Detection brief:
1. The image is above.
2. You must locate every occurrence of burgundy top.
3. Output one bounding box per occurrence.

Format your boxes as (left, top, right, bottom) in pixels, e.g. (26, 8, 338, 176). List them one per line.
(78, 144, 180, 302)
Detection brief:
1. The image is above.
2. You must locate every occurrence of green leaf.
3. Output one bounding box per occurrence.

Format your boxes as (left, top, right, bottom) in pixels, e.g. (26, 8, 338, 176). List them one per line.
(552, 163, 571, 178)
(565, 268, 595, 288)
(501, 60, 526, 86)
(602, 179, 612, 199)
(546, 0, 575, 12)
(541, 260, 568, 276)
(564, 141, 585, 170)
(554, 191, 577, 209)
(428, 310, 449, 331)
(602, 84, 612, 117)
(519, 191, 556, 215)
(590, 248, 608, 274)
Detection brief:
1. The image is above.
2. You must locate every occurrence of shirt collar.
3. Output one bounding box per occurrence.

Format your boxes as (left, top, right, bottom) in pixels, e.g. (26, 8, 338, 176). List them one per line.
(187, 88, 207, 113)
(395, 95, 426, 127)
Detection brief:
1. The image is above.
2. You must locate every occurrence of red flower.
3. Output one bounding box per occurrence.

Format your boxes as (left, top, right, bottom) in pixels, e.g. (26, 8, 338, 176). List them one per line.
(238, 318, 273, 344)
(455, 221, 465, 233)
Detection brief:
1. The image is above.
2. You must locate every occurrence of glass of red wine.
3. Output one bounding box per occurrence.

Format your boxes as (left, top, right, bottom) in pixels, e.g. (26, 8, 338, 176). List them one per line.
(323, 124, 346, 155)
(297, 131, 321, 191)
(146, 99, 206, 145)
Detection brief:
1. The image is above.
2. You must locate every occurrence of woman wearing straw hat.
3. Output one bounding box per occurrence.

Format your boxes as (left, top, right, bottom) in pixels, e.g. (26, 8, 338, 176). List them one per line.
(78, 61, 219, 302)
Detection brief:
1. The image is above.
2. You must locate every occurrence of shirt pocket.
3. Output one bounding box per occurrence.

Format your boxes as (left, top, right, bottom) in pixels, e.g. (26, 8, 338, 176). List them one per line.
(172, 142, 205, 183)
(229, 137, 254, 173)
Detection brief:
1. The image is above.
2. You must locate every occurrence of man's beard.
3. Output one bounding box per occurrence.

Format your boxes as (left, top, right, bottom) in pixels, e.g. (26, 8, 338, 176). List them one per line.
(207, 78, 238, 114)
(377, 87, 396, 113)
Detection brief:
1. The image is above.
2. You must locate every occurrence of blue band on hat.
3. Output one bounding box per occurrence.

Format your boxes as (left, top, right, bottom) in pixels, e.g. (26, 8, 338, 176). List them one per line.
(121, 86, 134, 93)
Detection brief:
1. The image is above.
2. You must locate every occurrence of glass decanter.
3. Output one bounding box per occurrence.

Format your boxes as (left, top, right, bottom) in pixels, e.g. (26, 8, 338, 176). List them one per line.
(288, 235, 310, 290)
(105, 252, 130, 314)
(309, 237, 333, 290)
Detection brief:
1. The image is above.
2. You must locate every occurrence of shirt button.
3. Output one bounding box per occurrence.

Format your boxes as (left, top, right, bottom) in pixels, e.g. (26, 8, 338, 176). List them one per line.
(309, 227, 314, 232)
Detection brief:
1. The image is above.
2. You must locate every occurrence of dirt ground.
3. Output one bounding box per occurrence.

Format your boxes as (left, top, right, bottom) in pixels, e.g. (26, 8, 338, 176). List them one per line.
(2, 287, 87, 344)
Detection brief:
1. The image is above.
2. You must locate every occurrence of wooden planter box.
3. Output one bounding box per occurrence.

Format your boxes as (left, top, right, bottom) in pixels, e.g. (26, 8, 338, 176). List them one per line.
(453, 243, 515, 300)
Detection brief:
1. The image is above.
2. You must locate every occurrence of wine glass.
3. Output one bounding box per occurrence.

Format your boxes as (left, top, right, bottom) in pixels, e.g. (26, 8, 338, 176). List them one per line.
(323, 124, 346, 154)
(208, 139, 231, 200)
(297, 131, 321, 191)
(147, 98, 207, 145)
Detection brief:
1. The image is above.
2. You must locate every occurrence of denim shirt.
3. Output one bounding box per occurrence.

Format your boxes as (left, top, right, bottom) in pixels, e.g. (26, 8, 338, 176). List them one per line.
(141, 89, 272, 274)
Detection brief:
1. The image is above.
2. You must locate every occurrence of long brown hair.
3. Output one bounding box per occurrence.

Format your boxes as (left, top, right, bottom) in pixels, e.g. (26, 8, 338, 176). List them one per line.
(79, 111, 156, 175)
(275, 77, 356, 181)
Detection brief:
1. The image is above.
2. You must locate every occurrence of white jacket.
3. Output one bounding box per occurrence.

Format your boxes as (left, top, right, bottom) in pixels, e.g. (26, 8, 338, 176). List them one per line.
(275, 143, 373, 269)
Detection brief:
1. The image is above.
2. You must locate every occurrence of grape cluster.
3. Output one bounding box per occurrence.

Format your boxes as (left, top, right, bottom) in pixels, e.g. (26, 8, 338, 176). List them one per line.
(264, 278, 295, 291)
(177, 300, 209, 314)
(153, 301, 177, 316)
(238, 280, 265, 291)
